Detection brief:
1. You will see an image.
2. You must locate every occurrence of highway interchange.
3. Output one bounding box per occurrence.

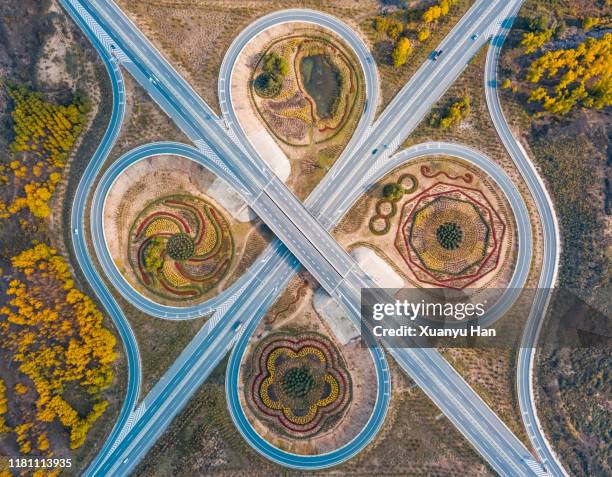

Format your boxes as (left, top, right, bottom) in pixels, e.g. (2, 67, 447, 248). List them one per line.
(59, 0, 564, 475)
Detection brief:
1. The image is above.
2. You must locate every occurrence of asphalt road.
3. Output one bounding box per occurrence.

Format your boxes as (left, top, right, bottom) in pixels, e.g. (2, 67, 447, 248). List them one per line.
(59, 0, 557, 476)
(58, 1, 141, 474)
(89, 141, 538, 475)
(86, 142, 389, 475)
(485, 5, 566, 476)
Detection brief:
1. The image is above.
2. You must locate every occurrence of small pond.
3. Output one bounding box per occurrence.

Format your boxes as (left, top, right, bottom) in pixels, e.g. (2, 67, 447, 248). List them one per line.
(299, 54, 342, 119)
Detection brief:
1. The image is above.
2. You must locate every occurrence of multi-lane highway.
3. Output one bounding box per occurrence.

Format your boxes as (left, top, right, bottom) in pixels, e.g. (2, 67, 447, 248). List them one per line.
(86, 142, 390, 475)
(58, 0, 562, 476)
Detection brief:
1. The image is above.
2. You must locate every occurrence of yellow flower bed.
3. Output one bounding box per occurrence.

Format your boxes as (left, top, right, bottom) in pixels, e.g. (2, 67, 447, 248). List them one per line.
(144, 217, 180, 237)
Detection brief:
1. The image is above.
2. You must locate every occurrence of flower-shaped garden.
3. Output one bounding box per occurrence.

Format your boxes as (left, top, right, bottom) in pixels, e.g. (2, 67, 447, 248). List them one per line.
(247, 332, 352, 438)
(128, 195, 234, 301)
(395, 182, 506, 289)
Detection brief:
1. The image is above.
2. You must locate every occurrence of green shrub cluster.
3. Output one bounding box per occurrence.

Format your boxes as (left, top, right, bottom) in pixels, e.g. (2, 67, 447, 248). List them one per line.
(254, 52, 289, 98)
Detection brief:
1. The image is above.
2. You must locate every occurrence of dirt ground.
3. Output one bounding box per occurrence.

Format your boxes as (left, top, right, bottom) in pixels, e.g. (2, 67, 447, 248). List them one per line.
(115, 0, 379, 115)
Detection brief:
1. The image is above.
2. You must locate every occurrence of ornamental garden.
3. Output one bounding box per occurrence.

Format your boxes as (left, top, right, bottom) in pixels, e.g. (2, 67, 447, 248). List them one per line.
(250, 34, 361, 147)
(102, 155, 268, 307)
(246, 332, 352, 438)
(334, 157, 517, 292)
(232, 24, 366, 199)
(128, 195, 234, 301)
(238, 272, 377, 455)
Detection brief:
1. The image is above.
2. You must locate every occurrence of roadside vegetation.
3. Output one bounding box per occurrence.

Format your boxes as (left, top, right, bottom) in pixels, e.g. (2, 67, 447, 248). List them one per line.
(0, 84, 89, 219)
(498, 1, 611, 474)
(0, 1, 123, 471)
(429, 94, 471, 129)
(364, 0, 471, 109)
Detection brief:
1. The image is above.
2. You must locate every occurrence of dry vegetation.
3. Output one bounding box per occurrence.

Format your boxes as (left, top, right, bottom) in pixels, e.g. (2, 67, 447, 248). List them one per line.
(135, 356, 494, 477)
(361, 0, 473, 112)
(498, 1, 611, 474)
(82, 81, 216, 396)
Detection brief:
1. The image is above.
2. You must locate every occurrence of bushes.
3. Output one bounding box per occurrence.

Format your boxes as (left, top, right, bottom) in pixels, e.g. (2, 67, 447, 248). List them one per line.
(418, 29, 431, 42)
(373, 16, 404, 40)
(436, 222, 463, 250)
(254, 52, 288, 98)
(383, 182, 405, 201)
(430, 95, 471, 129)
(166, 233, 195, 261)
(282, 366, 316, 400)
(144, 236, 165, 272)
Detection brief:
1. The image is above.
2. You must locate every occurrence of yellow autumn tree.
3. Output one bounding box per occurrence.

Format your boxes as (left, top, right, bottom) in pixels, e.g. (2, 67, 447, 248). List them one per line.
(526, 33, 611, 115)
(0, 243, 117, 452)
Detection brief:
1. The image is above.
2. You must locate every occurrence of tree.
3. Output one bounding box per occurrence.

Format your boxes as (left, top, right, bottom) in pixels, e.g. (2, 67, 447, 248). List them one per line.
(423, 5, 442, 23)
(526, 33, 612, 115)
(373, 17, 404, 39)
(520, 29, 553, 54)
(254, 52, 288, 98)
(422, 0, 457, 23)
(418, 29, 431, 42)
(1, 243, 117, 454)
(582, 17, 601, 31)
(391, 38, 412, 67)
(263, 52, 288, 77)
(435, 95, 471, 129)
(383, 183, 404, 202)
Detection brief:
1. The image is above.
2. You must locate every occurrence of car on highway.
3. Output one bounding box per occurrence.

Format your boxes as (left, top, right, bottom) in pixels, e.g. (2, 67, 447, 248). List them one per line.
(372, 148, 378, 155)
(232, 321, 243, 332)
(471, 33, 479, 40)
(432, 49, 443, 61)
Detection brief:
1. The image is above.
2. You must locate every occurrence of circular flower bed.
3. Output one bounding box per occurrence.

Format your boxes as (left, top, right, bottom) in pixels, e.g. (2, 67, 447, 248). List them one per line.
(395, 182, 506, 289)
(247, 332, 352, 438)
(128, 195, 234, 301)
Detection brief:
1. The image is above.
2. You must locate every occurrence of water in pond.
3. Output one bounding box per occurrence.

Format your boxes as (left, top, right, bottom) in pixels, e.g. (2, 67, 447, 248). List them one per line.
(299, 54, 342, 119)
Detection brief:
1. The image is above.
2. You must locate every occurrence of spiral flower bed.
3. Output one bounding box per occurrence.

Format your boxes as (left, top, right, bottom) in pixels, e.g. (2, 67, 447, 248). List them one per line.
(395, 182, 505, 289)
(246, 332, 352, 438)
(128, 195, 234, 301)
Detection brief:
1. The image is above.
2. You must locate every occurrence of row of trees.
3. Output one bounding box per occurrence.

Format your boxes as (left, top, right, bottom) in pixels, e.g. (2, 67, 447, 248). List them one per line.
(422, 0, 458, 24)
(0, 243, 117, 454)
(0, 83, 88, 219)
